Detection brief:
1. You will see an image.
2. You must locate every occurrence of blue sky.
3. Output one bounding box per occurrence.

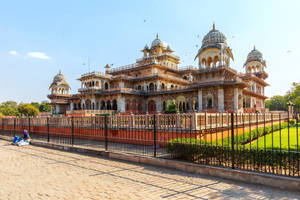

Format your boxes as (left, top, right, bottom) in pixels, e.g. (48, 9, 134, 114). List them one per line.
(0, 0, 299, 103)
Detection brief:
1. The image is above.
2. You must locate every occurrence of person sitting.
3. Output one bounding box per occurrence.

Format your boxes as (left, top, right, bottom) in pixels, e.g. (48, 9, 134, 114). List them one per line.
(23, 130, 29, 141)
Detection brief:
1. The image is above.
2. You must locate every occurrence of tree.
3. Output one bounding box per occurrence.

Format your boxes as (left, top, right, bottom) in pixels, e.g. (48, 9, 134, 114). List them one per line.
(285, 82, 300, 112)
(0, 112, 3, 118)
(31, 102, 40, 110)
(0, 105, 19, 116)
(39, 101, 51, 112)
(2, 101, 18, 108)
(265, 95, 287, 111)
(18, 104, 39, 117)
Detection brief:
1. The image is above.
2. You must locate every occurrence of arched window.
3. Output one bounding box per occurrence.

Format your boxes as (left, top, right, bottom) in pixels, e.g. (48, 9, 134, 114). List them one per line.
(92, 102, 95, 110)
(161, 83, 165, 89)
(132, 99, 137, 113)
(149, 83, 154, 91)
(138, 85, 142, 90)
(85, 99, 91, 110)
(207, 96, 213, 108)
(171, 85, 174, 89)
(106, 100, 111, 110)
(104, 82, 109, 90)
(101, 101, 106, 110)
(163, 101, 166, 111)
(207, 57, 213, 68)
(183, 76, 187, 80)
(148, 100, 156, 113)
(112, 99, 117, 110)
(96, 102, 99, 110)
(125, 99, 131, 113)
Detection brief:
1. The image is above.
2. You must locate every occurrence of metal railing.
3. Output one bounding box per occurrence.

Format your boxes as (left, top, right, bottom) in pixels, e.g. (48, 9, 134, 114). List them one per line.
(0, 113, 299, 178)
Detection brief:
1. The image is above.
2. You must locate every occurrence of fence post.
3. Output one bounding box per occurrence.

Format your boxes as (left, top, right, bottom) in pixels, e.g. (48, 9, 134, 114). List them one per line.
(2, 118, 4, 133)
(28, 117, 31, 135)
(47, 117, 50, 143)
(14, 118, 16, 137)
(231, 113, 235, 169)
(104, 115, 108, 151)
(153, 114, 157, 157)
(71, 117, 74, 146)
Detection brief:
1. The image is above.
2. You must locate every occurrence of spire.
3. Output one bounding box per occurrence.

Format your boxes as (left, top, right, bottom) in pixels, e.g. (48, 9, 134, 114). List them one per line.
(253, 45, 256, 50)
(213, 22, 215, 30)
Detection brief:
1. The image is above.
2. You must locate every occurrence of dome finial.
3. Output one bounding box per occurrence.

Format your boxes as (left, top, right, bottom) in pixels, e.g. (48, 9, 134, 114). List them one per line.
(253, 45, 256, 50)
(213, 22, 215, 30)
(156, 33, 159, 39)
(59, 70, 61, 74)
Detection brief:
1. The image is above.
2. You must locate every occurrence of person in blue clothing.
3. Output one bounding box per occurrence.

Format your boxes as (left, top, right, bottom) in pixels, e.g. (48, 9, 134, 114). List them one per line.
(23, 129, 29, 141)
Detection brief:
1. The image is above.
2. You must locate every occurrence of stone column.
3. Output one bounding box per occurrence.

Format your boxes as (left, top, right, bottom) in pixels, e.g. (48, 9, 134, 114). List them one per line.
(117, 96, 125, 113)
(56, 105, 60, 114)
(143, 82, 147, 91)
(250, 97, 253, 108)
(119, 81, 124, 88)
(198, 89, 202, 112)
(70, 102, 74, 111)
(156, 99, 161, 113)
(156, 80, 160, 90)
(234, 88, 238, 112)
(218, 88, 224, 112)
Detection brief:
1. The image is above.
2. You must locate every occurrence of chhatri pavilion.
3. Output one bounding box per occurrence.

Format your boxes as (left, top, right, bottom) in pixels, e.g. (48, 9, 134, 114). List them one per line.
(48, 24, 269, 115)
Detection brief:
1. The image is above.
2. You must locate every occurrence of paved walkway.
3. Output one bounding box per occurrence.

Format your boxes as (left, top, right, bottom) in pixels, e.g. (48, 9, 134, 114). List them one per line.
(0, 139, 299, 200)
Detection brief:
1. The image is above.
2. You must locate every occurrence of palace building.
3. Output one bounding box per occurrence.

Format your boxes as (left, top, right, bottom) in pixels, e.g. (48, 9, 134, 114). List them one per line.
(48, 24, 269, 115)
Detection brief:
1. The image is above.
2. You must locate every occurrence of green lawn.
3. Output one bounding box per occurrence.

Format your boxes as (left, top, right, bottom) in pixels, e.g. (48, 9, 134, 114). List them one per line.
(245, 128, 300, 151)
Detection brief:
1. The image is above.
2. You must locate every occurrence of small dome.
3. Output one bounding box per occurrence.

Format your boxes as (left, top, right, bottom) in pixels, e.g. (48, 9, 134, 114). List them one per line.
(151, 34, 164, 48)
(245, 46, 265, 65)
(143, 44, 149, 50)
(201, 24, 227, 49)
(49, 71, 70, 89)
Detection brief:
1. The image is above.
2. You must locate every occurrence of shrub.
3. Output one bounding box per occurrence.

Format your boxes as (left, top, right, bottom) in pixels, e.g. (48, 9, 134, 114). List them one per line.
(166, 137, 299, 167)
(165, 103, 177, 114)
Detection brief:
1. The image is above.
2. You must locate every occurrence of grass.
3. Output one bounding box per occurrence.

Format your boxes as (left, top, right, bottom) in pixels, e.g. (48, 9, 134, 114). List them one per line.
(245, 128, 300, 151)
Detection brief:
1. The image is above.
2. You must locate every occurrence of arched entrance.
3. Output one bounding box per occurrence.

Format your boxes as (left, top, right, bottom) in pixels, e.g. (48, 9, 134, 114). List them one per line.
(112, 99, 117, 111)
(148, 100, 156, 114)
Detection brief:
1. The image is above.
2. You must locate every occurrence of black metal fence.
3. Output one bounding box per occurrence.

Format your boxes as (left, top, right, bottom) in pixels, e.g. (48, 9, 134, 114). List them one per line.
(0, 112, 299, 178)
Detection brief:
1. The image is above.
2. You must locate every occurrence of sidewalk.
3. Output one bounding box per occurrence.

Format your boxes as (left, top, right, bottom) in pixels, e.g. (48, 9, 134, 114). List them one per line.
(0, 139, 299, 200)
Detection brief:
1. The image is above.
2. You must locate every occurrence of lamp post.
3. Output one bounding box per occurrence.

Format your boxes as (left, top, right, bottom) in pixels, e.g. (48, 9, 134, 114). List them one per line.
(287, 101, 295, 118)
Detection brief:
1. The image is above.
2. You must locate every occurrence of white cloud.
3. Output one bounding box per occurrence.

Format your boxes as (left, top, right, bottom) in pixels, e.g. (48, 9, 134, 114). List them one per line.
(9, 50, 19, 55)
(27, 52, 51, 60)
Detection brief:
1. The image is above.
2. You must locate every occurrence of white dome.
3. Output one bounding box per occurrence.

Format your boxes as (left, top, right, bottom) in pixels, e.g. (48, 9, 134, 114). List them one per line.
(49, 71, 70, 89)
(151, 34, 164, 48)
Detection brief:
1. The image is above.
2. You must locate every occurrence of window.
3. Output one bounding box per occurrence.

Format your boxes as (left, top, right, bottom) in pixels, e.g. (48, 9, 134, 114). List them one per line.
(104, 82, 109, 90)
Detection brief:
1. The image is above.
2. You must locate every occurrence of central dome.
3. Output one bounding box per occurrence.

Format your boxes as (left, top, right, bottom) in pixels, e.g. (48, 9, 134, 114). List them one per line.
(201, 24, 227, 48)
(151, 34, 164, 48)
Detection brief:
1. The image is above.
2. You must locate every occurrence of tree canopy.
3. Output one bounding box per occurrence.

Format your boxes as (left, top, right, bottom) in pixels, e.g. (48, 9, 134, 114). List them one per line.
(266, 82, 300, 112)
(0, 100, 50, 117)
(18, 104, 39, 117)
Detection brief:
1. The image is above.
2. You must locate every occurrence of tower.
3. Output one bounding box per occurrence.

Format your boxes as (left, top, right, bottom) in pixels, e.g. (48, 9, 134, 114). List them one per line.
(194, 24, 234, 69)
(244, 46, 266, 74)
